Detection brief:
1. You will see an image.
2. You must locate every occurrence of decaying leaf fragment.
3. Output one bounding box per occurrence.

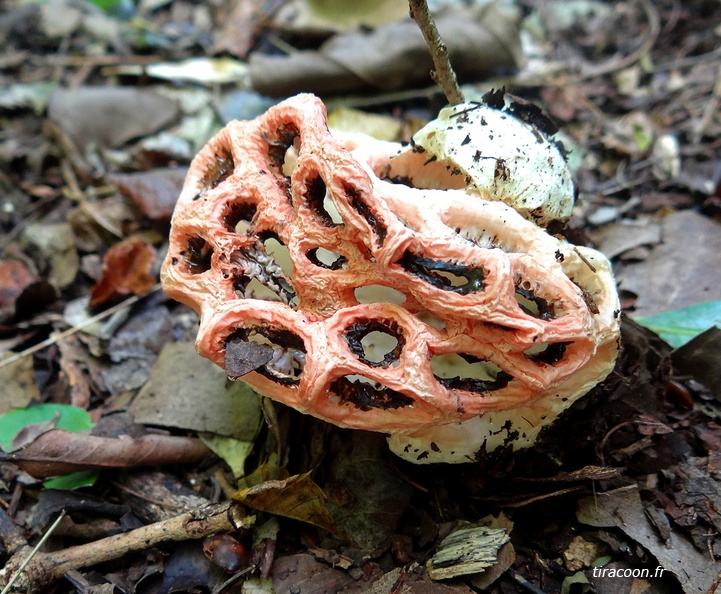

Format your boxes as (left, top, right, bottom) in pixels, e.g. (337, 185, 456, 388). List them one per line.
(162, 93, 620, 463)
(577, 485, 721, 594)
(233, 472, 349, 541)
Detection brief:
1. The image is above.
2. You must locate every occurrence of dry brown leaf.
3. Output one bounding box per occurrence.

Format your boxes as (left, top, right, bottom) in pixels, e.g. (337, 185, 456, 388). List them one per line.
(110, 168, 187, 221)
(68, 195, 137, 252)
(0, 429, 211, 478)
(90, 236, 157, 309)
(270, 0, 409, 34)
(367, 566, 477, 593)
(58, 336, 94, 409)
(0, 259, 34, 323)
(211, 0, 263, 58)
(0, 355, 41, 415)
(47, 86, 179, 150)
(577, 485, 721, 594)
(271, 554, 382, 594)
(233, 472, 350, 541)
(249, 4, 522, 96)
(20, 222, 79, 290)
(615, 210, 721, 316)
(594, 218, 662, 260)
(131, 341, 263, 441)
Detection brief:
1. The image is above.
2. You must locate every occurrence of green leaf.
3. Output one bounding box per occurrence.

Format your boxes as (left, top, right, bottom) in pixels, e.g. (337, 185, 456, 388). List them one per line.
(43, 470, 98, 490)
(591, 555, 612, 568)
(634, 300, 721, 348)
(200, 433, 255, 479)
(561, 571, 591, 594)
(632, 122, 653, 152)
(84, 0, 122, 11)
(0, 403, 94, 451)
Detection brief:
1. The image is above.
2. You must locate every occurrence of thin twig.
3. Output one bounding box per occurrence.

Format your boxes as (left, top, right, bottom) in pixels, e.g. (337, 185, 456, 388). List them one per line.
(325, 84, 443, 111)
(0, 511, 66, 594)
(211, 565, 255, 594)
(505, 568, 548, 594)
(33, 54, 165, 67)
(0, 284, 162, 371)
(408, 0, 464, 105)
(517, 0, 661, 87)
(577, 0, 660, 80)
(692, 65, 721, 146)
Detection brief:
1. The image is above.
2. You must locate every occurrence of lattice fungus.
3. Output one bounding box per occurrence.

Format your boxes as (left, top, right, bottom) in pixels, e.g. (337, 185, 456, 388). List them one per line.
(161, 92, 620, 463)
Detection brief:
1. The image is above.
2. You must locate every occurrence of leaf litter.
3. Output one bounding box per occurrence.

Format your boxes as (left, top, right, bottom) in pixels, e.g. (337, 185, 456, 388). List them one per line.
(1, 1, 721, 593)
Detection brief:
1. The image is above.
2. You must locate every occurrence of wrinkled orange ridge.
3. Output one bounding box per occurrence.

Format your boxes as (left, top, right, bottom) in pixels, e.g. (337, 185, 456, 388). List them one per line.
(162, 94, 620, 462)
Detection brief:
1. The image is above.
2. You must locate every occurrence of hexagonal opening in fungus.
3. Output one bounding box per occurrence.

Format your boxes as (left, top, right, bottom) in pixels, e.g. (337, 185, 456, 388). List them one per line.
(430, 353, 512, 393)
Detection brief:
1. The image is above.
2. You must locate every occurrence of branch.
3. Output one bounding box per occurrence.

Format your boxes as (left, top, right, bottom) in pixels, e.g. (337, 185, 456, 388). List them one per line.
(0, 502, 254, 592)
(408, 0, 464, 105)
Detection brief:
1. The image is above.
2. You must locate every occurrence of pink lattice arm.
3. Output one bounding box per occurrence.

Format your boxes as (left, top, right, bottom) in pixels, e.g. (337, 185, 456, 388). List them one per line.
(161, 93, 620, 463)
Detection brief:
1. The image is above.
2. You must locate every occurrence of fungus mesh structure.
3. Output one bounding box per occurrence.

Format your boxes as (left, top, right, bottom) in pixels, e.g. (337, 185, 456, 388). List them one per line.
(162, 94, 620, 463)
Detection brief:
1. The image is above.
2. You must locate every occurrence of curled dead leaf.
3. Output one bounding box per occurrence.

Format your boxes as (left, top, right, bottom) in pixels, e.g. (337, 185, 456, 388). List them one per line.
(90, 236, 157, 309)
(233, 472, 352, 543)
(0, 429, 211, 478)
(0, 259, 34, 323)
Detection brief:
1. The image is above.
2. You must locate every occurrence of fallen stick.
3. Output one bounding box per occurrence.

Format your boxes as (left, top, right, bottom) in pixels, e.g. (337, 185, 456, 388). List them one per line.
(1, 511, 66, 594)
(408, 0, 464, 104)
(0, 502, 254, 592)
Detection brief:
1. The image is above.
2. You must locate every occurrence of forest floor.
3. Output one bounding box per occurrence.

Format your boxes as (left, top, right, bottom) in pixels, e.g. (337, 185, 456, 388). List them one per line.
(1, 1, 721, 593)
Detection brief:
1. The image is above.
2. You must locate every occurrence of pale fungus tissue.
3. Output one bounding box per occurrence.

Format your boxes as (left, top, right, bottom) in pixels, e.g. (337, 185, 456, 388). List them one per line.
(161, 92, 620, 464)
